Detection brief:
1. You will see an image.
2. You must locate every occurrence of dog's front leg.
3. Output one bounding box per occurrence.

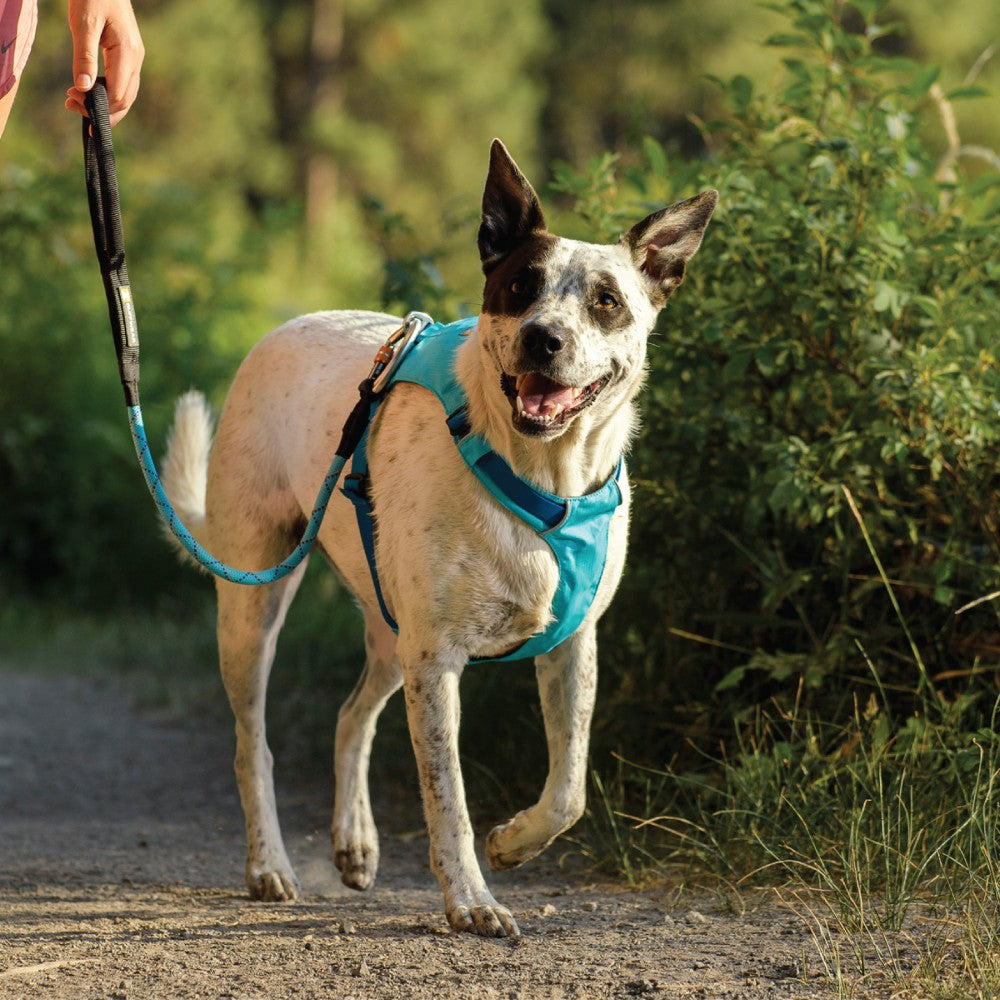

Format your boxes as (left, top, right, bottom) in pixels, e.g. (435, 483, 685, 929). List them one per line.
(401, 645, 520, 938)
(486, 622, 597, 870)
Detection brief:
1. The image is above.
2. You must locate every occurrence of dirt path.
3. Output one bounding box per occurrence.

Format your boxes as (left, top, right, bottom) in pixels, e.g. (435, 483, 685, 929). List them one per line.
(0, 668, 837, 999)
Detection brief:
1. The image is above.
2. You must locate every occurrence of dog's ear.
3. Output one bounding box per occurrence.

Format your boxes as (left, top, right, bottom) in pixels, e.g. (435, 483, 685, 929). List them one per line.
(478, 139, 547, 274)
(622, 189, 718, 302)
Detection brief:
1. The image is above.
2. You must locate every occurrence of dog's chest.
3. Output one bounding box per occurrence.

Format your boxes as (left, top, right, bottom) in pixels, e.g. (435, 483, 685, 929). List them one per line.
(368, 386, 559, 659)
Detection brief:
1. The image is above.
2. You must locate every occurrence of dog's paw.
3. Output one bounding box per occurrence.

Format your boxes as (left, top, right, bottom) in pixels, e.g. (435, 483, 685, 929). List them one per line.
(448, 903, 521, 938)
(246, 867, 300, 902)
(334, 843, 379, 891)
(486, 818, 549, 871)
(486, 821, 526, 870)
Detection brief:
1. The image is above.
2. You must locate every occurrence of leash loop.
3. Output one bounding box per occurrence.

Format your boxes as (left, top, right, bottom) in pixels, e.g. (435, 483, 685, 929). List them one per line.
(81, 78, 426, 586)
(83, 79, 139, 406)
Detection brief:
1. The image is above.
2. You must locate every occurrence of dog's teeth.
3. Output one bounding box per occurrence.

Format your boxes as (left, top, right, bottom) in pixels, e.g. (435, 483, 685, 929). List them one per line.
(516, 396, 526, 415)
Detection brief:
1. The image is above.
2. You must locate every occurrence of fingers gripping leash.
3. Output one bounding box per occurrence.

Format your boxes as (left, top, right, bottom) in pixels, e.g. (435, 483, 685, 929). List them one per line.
(82, 78, 429, 585)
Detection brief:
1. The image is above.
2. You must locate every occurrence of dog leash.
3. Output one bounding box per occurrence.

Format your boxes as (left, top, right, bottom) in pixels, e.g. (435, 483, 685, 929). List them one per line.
(82, 78, 429, 585)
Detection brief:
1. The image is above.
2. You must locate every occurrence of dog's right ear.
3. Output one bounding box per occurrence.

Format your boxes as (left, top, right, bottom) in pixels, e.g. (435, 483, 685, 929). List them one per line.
(478, 139, 547, 275)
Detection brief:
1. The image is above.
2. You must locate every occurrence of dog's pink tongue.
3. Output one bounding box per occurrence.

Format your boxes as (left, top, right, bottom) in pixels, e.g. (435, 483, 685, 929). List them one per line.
(517, 373, 578, 417)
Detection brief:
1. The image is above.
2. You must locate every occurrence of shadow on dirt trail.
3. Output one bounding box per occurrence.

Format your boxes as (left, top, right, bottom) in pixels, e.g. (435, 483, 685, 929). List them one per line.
(0, 668, 834, 999)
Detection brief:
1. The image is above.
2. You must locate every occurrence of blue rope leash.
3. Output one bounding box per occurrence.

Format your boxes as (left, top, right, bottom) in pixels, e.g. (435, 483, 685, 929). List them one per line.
(83, 78, 423, 586)
(127, 405, 347, 584)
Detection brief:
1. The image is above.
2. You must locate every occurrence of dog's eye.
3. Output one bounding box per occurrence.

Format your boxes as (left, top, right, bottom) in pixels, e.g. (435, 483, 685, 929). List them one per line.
(510, 280, 523, 294)
(595, 291, 620, 310)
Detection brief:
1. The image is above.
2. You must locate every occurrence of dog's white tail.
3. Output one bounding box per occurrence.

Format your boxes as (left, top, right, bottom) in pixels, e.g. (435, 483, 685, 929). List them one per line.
(160, 390, 214, 564)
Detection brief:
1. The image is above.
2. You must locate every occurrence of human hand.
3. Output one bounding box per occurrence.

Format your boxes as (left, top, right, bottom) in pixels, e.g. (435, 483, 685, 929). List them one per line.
(64, 0, 144, 126)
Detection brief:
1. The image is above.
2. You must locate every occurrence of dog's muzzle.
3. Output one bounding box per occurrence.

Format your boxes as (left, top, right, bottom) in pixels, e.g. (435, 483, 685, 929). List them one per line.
(500, 371, 609, 436)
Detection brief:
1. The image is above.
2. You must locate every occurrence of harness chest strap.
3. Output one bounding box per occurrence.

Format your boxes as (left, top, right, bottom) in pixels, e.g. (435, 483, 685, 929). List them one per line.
(341, 318, 625, 664)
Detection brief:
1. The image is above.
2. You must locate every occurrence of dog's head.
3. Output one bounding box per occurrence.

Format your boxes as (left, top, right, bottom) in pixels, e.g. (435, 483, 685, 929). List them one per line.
(476, 140, 717, 441)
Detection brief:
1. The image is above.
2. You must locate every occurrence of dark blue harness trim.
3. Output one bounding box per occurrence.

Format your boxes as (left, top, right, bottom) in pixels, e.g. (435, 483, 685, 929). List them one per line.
(341, 469, 398, 630)
(473, 451, 567, 530)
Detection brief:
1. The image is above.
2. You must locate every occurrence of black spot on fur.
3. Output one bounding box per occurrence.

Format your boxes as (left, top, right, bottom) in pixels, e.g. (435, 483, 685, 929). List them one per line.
(589, 272, 634, 332)
(481, 234, 558, 318)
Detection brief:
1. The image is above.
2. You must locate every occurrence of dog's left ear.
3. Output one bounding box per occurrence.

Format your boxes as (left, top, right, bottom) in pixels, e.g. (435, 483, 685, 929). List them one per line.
(622, 189, 718, 302)
(478, 139, 547, 275)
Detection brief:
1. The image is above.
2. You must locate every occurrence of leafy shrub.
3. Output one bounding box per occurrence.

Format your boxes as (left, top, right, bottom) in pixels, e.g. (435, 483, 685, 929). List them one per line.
(547, 0, 1000, 764)
(553, 18, 1000, 991)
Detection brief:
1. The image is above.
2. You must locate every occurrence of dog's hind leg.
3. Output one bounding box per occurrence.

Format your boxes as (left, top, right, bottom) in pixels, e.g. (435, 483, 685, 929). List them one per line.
(216, 560, 309, 902)
(332, 611, 401, 890)
(486, 622, 598, 871)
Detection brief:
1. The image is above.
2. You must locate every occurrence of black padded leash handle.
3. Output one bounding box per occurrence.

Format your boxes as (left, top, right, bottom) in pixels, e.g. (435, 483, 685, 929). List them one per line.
(83, 78, 140, 407)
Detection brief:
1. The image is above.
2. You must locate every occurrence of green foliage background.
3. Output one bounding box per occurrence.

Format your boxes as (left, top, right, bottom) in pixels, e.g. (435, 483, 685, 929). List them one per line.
(2, 0, 999, 851)
(587, 3, 1000, 771)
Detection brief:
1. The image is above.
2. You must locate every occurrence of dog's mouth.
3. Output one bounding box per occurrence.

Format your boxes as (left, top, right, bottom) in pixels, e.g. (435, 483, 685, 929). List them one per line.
(500, 371, 610, 436)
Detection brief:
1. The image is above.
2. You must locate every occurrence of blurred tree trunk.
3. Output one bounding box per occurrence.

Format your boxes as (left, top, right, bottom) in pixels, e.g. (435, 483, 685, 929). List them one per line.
(306, 0, 344, 244)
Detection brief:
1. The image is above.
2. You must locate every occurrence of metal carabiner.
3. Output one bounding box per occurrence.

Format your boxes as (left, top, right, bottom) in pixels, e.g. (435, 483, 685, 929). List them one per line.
(370, 311, 434, 394)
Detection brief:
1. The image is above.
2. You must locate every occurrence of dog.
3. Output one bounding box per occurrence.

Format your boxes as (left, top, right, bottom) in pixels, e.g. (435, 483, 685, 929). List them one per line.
(161, 140, 716, 938)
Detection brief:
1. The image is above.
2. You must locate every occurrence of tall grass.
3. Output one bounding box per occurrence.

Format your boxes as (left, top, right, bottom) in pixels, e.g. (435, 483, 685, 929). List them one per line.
(578, 493, 1000, 997)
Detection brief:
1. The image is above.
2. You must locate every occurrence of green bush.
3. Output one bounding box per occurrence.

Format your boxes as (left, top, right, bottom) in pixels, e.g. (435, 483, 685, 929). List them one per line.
(552, 0, 1000, 763)
(551, 18, 1000, 991)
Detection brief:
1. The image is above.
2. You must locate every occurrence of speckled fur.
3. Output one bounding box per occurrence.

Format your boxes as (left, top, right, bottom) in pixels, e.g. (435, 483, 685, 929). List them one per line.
(161, 141, 716, 938)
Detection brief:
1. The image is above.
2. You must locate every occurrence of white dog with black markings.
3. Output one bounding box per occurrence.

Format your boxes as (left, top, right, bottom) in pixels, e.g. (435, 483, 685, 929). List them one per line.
(162, 140, 716, 938)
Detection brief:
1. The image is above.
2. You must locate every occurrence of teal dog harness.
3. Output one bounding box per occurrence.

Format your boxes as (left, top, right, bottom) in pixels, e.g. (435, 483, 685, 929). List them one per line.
(341, 317, 625, 663)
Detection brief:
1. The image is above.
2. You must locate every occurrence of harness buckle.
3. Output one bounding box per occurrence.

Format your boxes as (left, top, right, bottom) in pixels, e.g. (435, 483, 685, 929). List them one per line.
(341, 472, 370, 505)
(370, 311, 434, 394)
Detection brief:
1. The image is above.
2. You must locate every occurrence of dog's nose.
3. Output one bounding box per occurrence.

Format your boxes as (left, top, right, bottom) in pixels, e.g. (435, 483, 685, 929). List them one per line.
(522, 322, 564, 362)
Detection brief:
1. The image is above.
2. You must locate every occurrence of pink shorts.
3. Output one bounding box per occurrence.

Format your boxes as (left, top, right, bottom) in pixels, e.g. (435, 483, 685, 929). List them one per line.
(0, 0, 38, 99)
